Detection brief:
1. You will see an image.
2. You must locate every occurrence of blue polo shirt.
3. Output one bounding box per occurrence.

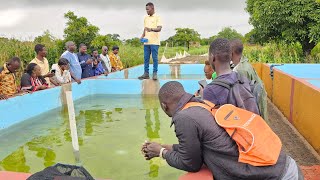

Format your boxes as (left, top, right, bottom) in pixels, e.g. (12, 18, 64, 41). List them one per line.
(61, 51, 82, 80)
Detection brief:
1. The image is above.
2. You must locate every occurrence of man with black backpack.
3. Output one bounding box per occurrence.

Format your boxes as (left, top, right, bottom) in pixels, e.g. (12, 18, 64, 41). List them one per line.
(230, 39, 268, 120)
(203, 38, 260, 115)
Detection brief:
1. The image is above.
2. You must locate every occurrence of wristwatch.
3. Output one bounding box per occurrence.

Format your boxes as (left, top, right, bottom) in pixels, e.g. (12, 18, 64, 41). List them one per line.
(160, 148, 166, 159)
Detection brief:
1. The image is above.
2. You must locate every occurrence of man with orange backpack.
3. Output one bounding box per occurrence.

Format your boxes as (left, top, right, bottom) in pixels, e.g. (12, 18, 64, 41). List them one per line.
(141, 81, 302, 180)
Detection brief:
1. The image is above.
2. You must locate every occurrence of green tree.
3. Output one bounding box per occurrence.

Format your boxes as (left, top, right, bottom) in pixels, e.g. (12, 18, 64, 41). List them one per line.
(216, 27, 243, 40)
(243, 29, 257, 44)
(125, 38, 141, 47)
(246, 0, 320, 55)
(108, 34, 121, 42)
(163, 36, 176, 47)
(34, 30, 55, 44)
(201, 36, 216, 45)
(63, 11, 99, 48)
(172, 28, 201, 50)
(91, 35, 120, 50)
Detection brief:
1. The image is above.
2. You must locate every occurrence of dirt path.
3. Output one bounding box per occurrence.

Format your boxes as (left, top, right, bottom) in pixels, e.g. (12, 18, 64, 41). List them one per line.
(267, 99, 320, 165)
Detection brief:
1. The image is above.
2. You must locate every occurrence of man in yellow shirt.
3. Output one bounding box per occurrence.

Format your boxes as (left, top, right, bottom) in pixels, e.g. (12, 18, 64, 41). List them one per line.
(109, 46, 123, 71)
(30, 44, 57, 86)
(138, 2, 162, 80)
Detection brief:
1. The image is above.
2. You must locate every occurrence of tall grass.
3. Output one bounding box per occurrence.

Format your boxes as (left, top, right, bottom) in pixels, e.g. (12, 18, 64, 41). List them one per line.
(244, 42, 320, 63)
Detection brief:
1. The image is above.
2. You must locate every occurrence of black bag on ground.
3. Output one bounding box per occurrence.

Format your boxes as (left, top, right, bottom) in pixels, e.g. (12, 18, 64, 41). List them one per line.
(209, 72, 260, 115)
(27, 163, 95, 180)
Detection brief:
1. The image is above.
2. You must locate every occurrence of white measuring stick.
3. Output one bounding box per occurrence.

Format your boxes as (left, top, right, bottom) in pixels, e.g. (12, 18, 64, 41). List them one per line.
(65, 91, 80, 151)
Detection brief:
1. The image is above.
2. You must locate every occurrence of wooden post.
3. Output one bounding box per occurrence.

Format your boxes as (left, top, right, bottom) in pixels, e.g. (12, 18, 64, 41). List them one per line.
(65, 91, 79, 152)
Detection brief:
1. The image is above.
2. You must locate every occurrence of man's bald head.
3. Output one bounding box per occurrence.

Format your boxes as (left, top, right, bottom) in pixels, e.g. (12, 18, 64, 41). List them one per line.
(65, 41, 76, 52)
(65, 41, 74, 49)
(7, 57, 21, 73)
(159, 81, 185, 104)
(159, 81, 186, 117)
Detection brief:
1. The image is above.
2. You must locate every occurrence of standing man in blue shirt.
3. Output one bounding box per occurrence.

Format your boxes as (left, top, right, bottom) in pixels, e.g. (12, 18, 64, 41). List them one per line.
(138, 2, 162, 80)
(61, 41, 81, 84)
(77, 44, 95, 79)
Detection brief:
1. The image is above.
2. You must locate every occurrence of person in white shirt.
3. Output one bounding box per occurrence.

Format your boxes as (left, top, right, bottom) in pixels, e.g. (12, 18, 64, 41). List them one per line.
(100, 46, 112, 73)
(51, 58, 72, 85)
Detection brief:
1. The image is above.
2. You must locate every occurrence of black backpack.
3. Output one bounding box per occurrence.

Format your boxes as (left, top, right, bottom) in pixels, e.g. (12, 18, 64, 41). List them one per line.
(210, 73, 260, 115)
(27, 163, 95, 180)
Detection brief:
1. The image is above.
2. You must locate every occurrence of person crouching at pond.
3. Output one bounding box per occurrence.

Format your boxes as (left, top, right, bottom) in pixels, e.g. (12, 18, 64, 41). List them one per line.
(92, 49, 108, 76)
(51, 58, 72, 85)
(20, 63, 48, 92)
(109, 46, 123, 72)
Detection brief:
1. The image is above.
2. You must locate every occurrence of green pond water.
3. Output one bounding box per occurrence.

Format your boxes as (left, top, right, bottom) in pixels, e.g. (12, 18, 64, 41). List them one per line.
(0, 95, 183, 179)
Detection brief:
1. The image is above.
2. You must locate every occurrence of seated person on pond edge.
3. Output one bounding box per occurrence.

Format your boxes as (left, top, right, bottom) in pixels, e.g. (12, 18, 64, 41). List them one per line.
(230, 39, 268, 121)
(51, 58, 72, 85)
(21, 63, 48, 92)
(195, 60, 217, 98)
(109, 46, 124, 71)
(0, 57, 22, 100)
(203, 38, 260, 115)
(92, 49, 108, 76)
(141, 81, 303, 180)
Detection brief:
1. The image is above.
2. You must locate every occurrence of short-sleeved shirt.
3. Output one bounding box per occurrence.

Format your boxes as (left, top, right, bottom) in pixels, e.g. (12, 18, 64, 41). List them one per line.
(144, 14, 162, 45)
(109, 52, 123, 70)
(0, 64, 17, 96)
(30, 57, 50, 85)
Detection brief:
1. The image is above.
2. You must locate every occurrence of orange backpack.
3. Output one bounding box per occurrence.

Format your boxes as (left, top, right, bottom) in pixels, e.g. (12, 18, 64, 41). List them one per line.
(182, 100, 282, 167)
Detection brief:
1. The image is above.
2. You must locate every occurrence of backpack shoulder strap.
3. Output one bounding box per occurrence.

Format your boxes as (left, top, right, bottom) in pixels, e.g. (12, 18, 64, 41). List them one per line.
(210, 79, 232, 90)
(182, 101, 217, 115)
(210, 72, 246, 90)
(235, 72, 246, 84)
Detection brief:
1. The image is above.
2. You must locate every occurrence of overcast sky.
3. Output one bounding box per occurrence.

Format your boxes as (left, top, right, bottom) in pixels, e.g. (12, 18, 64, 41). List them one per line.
(0, 0, 252, 41)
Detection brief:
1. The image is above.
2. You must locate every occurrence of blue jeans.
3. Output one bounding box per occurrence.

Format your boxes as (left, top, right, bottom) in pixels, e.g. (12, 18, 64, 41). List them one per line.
(144, 45, 159, 73)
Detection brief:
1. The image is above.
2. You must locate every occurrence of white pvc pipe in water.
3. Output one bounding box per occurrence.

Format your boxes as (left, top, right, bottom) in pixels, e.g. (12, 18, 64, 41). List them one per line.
(65, 91, 80, 152)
